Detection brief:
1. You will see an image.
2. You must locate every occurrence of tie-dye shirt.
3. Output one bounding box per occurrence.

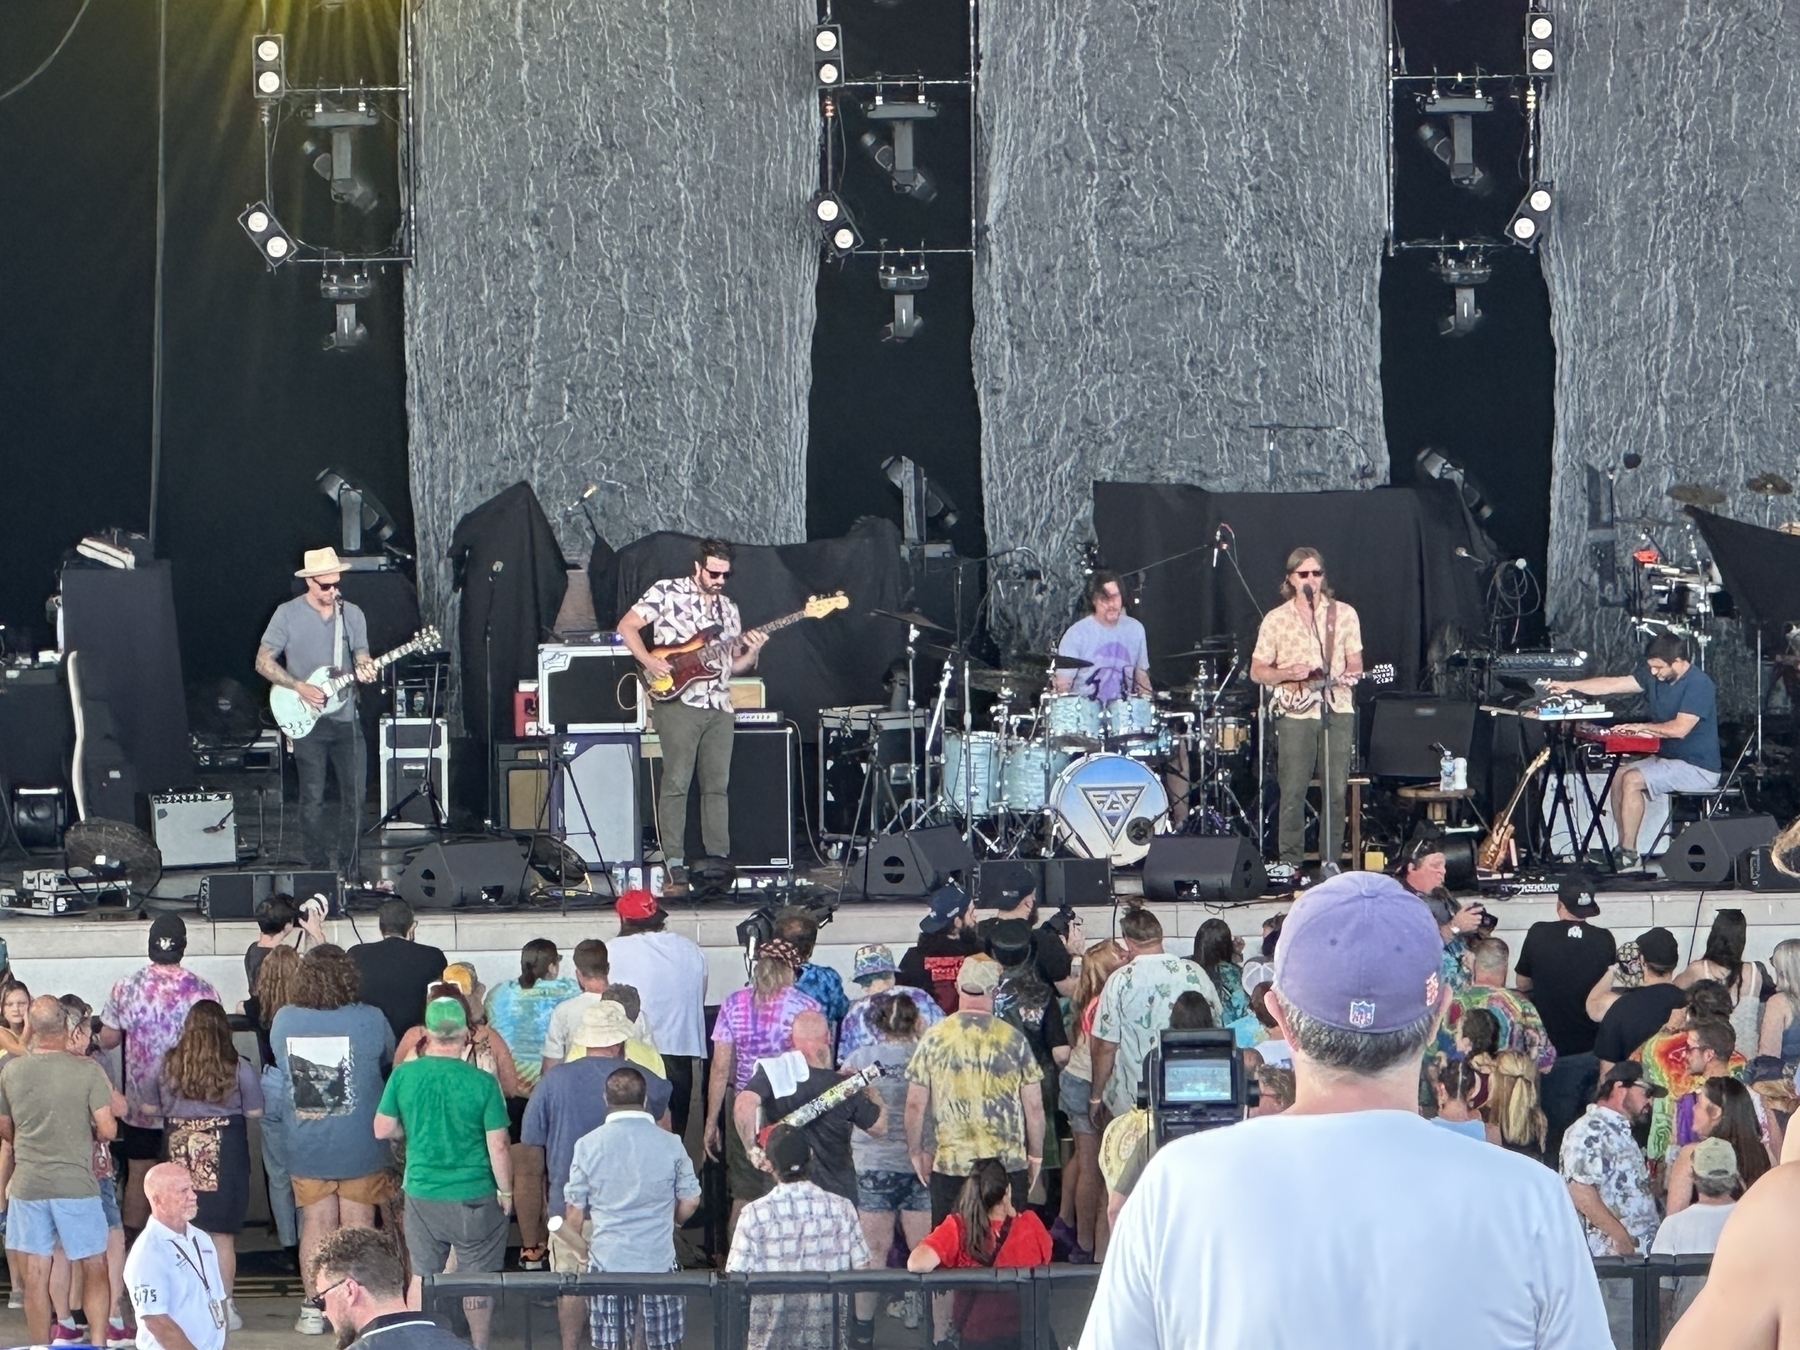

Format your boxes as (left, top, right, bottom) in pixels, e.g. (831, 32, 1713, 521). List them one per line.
(712, 986, 821, 1091)
(101, 964, 222, 1129)
(907, 1011, 1043, 1174)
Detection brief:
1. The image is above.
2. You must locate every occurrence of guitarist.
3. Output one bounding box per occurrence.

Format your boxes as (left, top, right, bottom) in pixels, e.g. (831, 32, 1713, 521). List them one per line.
(255, 547, 378, 878)
(1249, 546, 1363, 880)
(616, 539, 766, 886)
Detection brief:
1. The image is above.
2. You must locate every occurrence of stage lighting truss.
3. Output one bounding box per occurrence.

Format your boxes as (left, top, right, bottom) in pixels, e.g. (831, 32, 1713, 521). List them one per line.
(252, 34, 286, 101)
(809, 191, 863, 256)
(1506, 182, 1554, 247)
(878, 246, 928, 342)
(238, 201, 297, 268)
(814, 24, 844, 88)
(1525, 11, 1556, 76)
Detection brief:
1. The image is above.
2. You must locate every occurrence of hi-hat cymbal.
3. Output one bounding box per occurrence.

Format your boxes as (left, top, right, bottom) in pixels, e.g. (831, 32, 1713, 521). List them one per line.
(1667, 483, 1727, 507)
(869, 607, 948, 633)
(1749, 473, 1794, 496)
(967, 668, 1046, 694)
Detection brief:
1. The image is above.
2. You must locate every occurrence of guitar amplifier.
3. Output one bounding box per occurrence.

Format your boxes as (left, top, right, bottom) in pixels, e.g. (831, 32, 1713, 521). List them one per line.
(378, 718, 448, 829)
(150, 792, 239, 868)
(537, 643, 645, 733)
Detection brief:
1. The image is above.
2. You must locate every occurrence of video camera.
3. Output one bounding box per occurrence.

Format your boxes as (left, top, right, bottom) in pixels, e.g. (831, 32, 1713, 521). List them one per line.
(1140, 1028, 1260, 1147)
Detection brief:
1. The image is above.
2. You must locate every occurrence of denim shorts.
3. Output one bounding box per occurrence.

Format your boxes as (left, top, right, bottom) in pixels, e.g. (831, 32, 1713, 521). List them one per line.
(8, 1196, 108, 1260)
(98, 1175, 121, 1230)
(856, 1169, 931, 1214)
(1060, 1071, 1097, 1135)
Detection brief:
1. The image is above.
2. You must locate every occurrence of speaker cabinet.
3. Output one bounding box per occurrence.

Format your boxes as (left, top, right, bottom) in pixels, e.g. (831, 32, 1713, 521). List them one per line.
(851, 826, 976, 899)
(200, 870, 341, 920)
(494, 742, 553, 832)
(551, 734, 641, 867)
(1663, 815, 1777, 888)
(1367, 697, 1477, 779)
(396, 839, 531, 908)
(654, 723, 799, 870)
(1142, 836, 1267, 903)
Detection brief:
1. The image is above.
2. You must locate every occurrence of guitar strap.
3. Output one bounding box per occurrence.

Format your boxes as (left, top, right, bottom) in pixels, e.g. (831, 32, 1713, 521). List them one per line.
(332, 602, 349, 712)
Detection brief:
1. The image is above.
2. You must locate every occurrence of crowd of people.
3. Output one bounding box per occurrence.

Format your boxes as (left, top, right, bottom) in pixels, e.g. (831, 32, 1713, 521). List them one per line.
(0, 857, 1794, 1350)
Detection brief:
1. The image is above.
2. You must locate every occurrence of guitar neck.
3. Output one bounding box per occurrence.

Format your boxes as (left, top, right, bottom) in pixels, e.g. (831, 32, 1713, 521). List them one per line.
(324, 640, 419, 697)
(696, 609, 808, 662)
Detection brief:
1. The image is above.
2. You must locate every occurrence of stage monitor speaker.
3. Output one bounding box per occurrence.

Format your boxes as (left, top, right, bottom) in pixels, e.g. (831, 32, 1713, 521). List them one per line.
(551, 735, 641, 867)
(1367, 697, 1477, 779)
(1664, 815, 1777, 888)
(978, 859, 1041, 907)
(1735, 845, 1796, 892)
(1045, 858, 1114, 908)
(200, 870, 341, 920)
(853, 826, 977, 900)
(1142, 836, 1266, 904)
(397, 840, 531, 908)
(494, 742, 552, 833)
(150, 792, 238, 868)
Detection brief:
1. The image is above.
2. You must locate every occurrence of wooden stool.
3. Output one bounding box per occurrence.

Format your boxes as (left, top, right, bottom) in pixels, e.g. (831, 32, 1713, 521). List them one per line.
(1395, 785, 1476, 827)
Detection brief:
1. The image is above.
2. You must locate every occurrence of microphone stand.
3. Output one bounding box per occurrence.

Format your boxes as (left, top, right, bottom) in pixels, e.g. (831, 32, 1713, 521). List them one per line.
(1302, 583, 1338, 876)
(483, 559, 503, 829)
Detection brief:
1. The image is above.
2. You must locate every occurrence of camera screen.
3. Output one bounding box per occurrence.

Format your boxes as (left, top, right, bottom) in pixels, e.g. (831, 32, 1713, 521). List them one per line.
(1162, 1058, 1234, 1103)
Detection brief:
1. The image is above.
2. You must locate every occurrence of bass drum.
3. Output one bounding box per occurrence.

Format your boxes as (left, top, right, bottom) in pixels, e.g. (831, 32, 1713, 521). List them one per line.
(941, 732, 1002, 817)
(1049, 752, 1168, 866)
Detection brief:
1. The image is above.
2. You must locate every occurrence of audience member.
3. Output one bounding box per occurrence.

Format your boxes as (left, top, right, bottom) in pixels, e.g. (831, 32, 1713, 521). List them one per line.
(123, 1165, 224, 1350)
(704, 938, 820, 1233)
(60, 995, 131, 1348)
(1441, 937, 1556, 1072)
(244, 894, 325, 994)
(1394, 833, 1449, 897)
(1676, 909, 1766, 1060)
(1454, 1006, 1503, 1069)
(1056, 938, 1126, 1263)
(1432, 1059, 1498, 1143)
(606, 889, 708, 1139)
(599, 986, 667, 1078)
(1643, 985, 1747, 1161)
(374, 997, 511, 1349)
(347, 899, 448, 1044)
(563, 1067, 701, 1350)
(774, 909, 849, 1033)
(395, 982, 521, 1095)
(1191, 918, 1249, 1024)
(269, 943, 395, 1333)
(1658, 1162, 1800, 1348)
(1089, 905, 1218, 1127)
(989, 920, 1068, 1192)
(725, 1125, 871, 1350)
(98, 915, 221, 1234)
(1562, 1060, 1665, 1343)
(837, 944, 944, 1063)
(0, 995, 116, 1343)
(908, 1157, 1052, 1350)
(1489, 1049, 1550, 1164)
(307, 1226, 468, 1350)
(1652, 1137, 1741, 1322)
(1593, 928, 1687, 1073)
(1082, 872, 1606, 1347)
(1250, 1063, 1296, 1116)
(898, 886, 982, 1015)
(154, 999, 263, 1326)
(976, 879, 1078, 996)
(1757, 937, 1800, 1068)
(737, 1011, 882, 1212)
(1515, 875, 1617, 1156)
(0, 981, 29, 1057)
(1665, 1076, 1770, 1215)
(539, 939, 655, 1073)
(1419, 887, 1490, 995)
(1238, 912, 1284, 994)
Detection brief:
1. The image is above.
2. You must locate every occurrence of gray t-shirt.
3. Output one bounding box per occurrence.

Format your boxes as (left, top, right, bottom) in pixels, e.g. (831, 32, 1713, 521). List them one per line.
(842, 1039, 916, 1175)
(260, 595, 370, 722)
(269, 1002, 395, 1181)
(0, 1052, 112, 1200)
(1057, 614, 1150, 704)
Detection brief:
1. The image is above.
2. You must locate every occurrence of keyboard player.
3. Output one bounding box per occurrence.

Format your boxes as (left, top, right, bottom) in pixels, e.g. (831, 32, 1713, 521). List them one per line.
(1543, 634, 1721, 868)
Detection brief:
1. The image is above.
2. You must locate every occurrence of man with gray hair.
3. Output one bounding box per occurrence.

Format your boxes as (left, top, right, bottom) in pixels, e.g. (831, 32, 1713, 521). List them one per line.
(1082, 871, 1608, 1348)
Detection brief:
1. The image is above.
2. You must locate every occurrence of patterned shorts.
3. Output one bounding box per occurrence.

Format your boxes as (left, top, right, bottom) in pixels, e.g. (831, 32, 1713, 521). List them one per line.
(589, 1294, 685, 1350)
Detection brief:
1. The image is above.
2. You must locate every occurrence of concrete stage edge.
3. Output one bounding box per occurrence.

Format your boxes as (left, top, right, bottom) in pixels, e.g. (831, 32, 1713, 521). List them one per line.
(7, 885, 1800, 1013)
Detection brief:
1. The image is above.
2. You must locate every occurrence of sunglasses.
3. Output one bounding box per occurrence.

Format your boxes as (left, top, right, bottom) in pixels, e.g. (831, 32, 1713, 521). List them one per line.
(312, 580, 341, 591)
(305, 1277, 351, 1311)
(1293, 569, 1323, 578)
(703, 568, 732, 580)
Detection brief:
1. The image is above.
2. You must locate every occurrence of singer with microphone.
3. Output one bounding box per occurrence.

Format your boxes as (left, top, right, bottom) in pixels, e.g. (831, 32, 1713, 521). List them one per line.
(255, 547, 378, 878)
(1249, 547, 1363, 881)
(1053, 571, 1152, 703)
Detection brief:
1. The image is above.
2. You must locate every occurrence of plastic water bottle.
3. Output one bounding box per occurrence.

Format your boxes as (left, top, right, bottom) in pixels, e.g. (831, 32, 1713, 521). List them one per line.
(1452, 757, 1469, 792)
(1439, 747, 1456, 792)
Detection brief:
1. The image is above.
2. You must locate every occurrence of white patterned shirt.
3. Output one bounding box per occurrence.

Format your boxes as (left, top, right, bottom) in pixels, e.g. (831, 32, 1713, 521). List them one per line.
(726, 1180, 870, 1350)
(630, 576, 741, 711)
(1091, 953, 1220, 1115)
(1560, 1104, 1660, 1255)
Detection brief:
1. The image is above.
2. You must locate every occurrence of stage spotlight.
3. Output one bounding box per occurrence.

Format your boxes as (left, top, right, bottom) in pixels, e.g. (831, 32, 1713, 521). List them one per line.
(1506, 182, 1554, 247)
(814, 24, 843, 87)
(882, 456, 958, 538)
(252, 34, 286, 101)
(1525, 11, 1556, 74)
(307, 101, 383, 213)
(878, 249, 928, 342)
(324, 302, 368, 353)
(238, 201, 296, 268)
(1430, 251, 1491, 339)
(317, 466, 400, 551)
(861, 95, 940, 204)
(809, 192, 862, 255)
(1414, 117, 1490, 193)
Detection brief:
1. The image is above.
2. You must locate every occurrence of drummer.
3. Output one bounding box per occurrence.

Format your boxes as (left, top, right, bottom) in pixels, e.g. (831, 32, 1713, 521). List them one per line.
(1054, 572, 1152, 703)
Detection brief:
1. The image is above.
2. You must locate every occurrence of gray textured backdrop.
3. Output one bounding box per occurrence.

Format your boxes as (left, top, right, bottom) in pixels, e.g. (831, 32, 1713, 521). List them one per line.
(1541, 0, 1800, 706)
(973, 0, 1390, 648)
(404, 0, 819, 626)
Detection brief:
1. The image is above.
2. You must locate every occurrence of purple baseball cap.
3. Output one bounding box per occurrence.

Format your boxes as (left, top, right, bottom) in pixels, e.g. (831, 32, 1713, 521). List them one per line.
(1273, 871, 1446, 1033)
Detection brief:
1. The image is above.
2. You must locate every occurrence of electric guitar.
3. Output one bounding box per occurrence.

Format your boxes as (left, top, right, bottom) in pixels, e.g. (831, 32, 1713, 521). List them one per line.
(1272, 662, 1395, 716)
(644, 594, 849, 701)
(1477, 747, 1552, 872)
(270, 627, 441, 738)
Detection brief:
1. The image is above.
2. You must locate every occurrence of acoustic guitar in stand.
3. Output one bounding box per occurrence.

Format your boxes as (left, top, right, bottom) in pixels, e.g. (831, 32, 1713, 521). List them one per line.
(643, 593, 849, 702)
(270, 627, 441, 739)
(1477, 747, 1552, 872)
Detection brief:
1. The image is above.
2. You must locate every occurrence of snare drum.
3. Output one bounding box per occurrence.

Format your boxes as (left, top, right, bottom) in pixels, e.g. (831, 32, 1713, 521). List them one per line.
(999, 741, 1073, 811)
(1048, 753, 1168, 865)
(1104, 696, 1157, 742)
(1206, 717, 1253, 754)
(1043, 694, 1103, 748)
(941, 732, 1002, 816)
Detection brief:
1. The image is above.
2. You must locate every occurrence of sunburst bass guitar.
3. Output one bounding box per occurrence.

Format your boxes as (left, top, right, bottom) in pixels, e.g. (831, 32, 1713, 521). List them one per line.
(643, 594, 848, 701)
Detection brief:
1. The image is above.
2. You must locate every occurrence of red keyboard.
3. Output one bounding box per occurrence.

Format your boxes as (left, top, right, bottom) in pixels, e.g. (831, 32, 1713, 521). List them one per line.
(1574, 726, 1660, 754)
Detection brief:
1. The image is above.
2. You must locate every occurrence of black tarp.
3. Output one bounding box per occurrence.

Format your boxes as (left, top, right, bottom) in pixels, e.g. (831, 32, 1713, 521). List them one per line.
(1687, 509, 1800, 649)
(1090, 482, 1489, 693)
(609, 517, 909, 740)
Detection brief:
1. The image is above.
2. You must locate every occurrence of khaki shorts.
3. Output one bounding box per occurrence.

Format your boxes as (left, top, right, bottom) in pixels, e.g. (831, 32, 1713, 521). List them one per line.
(549, 1217, 593, 1274)
(292, 1172, 394, 1208)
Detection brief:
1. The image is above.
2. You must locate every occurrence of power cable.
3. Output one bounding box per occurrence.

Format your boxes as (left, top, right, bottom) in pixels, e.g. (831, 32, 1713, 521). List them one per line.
(0, 0, 96, 105)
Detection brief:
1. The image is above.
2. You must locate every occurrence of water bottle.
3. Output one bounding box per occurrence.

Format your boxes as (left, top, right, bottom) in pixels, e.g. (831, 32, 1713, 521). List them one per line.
(649, 865, 665, 897)
(1439, 747, 1456, 792)
(1452, 757, 1469, 792)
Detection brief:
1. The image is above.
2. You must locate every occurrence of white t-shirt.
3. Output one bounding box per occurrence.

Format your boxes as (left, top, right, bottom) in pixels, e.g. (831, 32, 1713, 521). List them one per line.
(540, 990, 656, 1064)
(125, 1218, 227, 1350)
(1651, 1201, 1733, 1256)
(607, 931, 710, 1058)
(1082, 1109, 1608, 1350)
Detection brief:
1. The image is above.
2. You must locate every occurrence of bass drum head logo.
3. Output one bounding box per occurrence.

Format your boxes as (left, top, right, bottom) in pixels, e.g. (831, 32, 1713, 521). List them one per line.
(1079, 784, 1146, 842)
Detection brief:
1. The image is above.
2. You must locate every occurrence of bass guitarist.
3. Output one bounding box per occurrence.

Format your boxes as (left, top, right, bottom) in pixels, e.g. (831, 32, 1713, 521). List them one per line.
(256, 547, 378, 878)
(617, 538, 766, 887)
(1249, 546, 1363, 880)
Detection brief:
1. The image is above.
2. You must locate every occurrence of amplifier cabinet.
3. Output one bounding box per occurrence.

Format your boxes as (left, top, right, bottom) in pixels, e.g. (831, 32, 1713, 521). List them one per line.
(150, 792, 238, 868)
(550, 734, 642, 867)
(494, 741, 553, 833)
(645, 724, 795, 871)
(378, 718, 449, 829)
(537, 644, 645, 733)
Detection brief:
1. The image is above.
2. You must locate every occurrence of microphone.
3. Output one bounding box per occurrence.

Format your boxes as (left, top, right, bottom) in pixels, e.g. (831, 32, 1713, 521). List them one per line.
(1453, 547, 1483, 565)
(1212, 526, 1225, 569)
(1301, 583, 1314, 603)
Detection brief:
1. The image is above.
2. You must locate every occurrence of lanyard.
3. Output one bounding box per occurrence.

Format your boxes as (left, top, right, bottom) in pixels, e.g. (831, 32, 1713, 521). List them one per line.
(169, 1235, 212, 1296)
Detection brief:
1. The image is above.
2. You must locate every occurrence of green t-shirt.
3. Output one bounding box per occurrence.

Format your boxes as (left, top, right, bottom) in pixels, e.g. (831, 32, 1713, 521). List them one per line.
(375, 1054, 508, 1203)
(0, 1052, 111, 1201)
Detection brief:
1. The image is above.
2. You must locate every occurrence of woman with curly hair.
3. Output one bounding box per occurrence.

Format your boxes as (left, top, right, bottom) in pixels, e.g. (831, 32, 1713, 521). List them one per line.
(269, 944, 395, 1333)
(155, 1000, 263, 1325)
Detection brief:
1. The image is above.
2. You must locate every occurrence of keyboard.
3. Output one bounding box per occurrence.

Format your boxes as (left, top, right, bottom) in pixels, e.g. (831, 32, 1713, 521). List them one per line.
(1574, 726, 1660, 754)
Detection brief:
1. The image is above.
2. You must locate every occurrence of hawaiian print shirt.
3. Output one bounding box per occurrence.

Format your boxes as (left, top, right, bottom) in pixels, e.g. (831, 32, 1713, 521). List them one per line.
(1643, 1028, 1750, 1163)
(907, 1012, 1042, 1173)
(1208, 961, 1251, 1026)
(836, 986, 943, 1062)
(1091, 953, 1220, 1114)
(101, 963, 222, 1128)
(712, 986, 821, 1090)
(630, 576, 741, 711)
(1561, 1104, 1660, 1255)
(1440, 985, 1557, 1072)
(726, 1180, 870, 1350)
(1252, 597, 1363, 718)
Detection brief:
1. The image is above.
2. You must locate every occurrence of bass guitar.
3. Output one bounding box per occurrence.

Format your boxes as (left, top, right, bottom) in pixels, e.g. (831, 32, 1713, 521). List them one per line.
(1477, 746, 1552, 872)
(644, 594, 848, 701)
(270, 627, 441, 739)
(1272, 662, 1395, 716)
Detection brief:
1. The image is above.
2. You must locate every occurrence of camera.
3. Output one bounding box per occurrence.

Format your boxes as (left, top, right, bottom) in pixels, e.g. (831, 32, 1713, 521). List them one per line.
(1141, 1028, 1260, 1147)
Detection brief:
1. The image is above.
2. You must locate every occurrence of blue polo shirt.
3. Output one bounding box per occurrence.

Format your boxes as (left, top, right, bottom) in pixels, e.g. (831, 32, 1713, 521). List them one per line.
(1634, 663, 1719, 771)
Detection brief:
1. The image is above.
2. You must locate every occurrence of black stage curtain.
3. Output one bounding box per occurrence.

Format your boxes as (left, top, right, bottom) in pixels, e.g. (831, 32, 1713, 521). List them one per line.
(1687, 510, 1800, 649)
(610, 517, 909, 740)
(448, 484, 569, 747)
(1091, 482, 1488, 693)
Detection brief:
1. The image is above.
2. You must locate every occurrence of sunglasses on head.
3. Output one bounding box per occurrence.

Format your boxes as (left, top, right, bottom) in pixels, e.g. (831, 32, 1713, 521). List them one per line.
(703, 567, 732, 580)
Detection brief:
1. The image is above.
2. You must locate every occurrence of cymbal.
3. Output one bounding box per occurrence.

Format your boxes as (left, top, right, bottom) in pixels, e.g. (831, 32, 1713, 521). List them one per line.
(869, 607, 948, 633)
(1163, 639, 1238, 660)
(1667, 483, 1726, 507)
(967, 669, 1046, 694)
(1749, 473, 1794, 496)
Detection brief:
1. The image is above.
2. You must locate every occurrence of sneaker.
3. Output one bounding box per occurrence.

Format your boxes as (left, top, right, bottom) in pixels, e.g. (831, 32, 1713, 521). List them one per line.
(51, 1321, 83, 1345)
(107, 1318, 134, 1349)
(296, 1305, 329, 1335)
(8, 1292, 22, 1310)
(1617, 848, 1640, 869)
(226, 1299, 243, 1331)
(667, 864, 689, 888)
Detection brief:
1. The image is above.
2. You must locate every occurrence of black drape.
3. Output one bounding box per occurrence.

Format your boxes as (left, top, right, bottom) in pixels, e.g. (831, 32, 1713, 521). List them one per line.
(1090, 482, 1489, 693)
(1687, 510, 1800, 649)
(448, 484, 568, 747)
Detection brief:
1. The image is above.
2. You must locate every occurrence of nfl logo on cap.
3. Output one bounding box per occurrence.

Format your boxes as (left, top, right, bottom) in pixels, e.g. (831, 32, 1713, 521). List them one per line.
(1348, 1000, 1376, 1029)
